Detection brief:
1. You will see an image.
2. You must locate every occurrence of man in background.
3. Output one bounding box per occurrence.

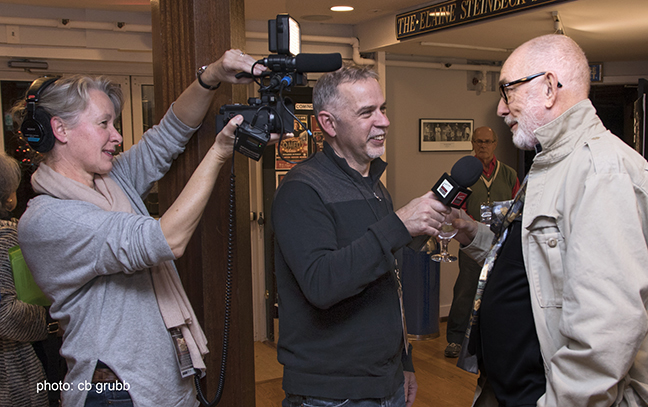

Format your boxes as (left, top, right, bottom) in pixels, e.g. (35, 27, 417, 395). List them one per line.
(444, 126, 519, 358)
(452, 34, 648, 406)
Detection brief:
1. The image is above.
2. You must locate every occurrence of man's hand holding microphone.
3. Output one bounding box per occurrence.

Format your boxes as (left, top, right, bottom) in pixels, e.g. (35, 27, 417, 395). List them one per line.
(401, 156, 483, 251)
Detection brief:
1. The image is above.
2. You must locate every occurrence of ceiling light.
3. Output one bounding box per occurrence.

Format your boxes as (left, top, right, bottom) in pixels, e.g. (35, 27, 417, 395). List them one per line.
(331, 6, 354, 12)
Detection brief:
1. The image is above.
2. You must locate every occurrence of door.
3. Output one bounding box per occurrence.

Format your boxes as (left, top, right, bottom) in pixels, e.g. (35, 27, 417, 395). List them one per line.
(633, 78, 647, 159)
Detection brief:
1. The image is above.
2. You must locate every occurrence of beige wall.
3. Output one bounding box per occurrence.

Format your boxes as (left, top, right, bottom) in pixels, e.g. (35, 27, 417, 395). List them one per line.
(385, 65, 519, 317)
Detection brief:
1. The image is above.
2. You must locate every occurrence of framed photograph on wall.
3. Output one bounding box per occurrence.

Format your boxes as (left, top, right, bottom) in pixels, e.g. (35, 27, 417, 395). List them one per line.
(419, 119, 473, 151)
(276, 171, 288, 189)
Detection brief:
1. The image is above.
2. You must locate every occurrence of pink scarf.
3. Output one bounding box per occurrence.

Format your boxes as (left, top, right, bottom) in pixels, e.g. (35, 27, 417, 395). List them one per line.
(32, 164, 208, 372)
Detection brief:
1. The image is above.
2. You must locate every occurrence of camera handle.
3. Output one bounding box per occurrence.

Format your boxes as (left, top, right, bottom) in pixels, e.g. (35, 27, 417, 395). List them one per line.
(235, 71, 253, 79)
(193, 148, 237, 407)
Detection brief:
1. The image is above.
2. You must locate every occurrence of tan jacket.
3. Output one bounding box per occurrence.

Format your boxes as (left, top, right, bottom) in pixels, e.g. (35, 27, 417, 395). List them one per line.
(463, 100, 648, 407)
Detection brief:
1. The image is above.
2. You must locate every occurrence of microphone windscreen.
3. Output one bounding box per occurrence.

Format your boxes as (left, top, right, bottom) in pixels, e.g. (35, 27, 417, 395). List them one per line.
(450, 156, 482, 187)
(294, 53, 342, 73)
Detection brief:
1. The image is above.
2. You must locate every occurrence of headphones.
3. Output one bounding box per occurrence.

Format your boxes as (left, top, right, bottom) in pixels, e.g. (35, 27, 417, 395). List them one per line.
(20, 76, 61, 153)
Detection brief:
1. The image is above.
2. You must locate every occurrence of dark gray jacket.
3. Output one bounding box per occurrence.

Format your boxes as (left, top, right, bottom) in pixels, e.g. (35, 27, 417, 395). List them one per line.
(272, 142, 413, 399)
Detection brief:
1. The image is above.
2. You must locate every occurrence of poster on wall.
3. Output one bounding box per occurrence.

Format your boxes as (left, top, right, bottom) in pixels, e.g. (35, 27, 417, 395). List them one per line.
(310, 116, 325, 153)
(276, 115, 310, 170)
(419, 118, 473, 151)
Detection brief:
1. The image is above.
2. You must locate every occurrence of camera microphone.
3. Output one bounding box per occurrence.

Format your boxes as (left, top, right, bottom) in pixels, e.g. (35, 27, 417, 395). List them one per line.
(407, 155, 482, 251)
(262, 53, 343, 73)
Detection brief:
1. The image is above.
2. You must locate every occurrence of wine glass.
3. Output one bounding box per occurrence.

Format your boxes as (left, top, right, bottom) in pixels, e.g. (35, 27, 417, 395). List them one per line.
(431, 220, 458, 263)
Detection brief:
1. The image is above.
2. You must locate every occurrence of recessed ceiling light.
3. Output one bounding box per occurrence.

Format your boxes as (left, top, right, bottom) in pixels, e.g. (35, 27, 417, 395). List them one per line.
(331, 6, 354, 12)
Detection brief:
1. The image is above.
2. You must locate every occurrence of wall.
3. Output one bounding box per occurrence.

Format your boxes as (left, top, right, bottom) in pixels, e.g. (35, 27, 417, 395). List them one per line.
(0, 3, 152, 71)
(385, 64, 518, 317)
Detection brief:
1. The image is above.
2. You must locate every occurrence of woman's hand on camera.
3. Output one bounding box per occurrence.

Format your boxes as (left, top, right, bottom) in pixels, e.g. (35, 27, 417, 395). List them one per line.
(212, 115, 292, 162)
(204, 49, 266, 86)
(212, 115, 242, 162)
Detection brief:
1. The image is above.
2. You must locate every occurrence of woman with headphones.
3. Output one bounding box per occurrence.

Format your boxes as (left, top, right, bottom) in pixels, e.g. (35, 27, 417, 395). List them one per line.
(9, 50, 271, 407)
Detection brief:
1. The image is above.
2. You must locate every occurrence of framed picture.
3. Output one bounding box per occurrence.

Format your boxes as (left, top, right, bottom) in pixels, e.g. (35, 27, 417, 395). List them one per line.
(276, 171, 288, 189)
(419, 119, 473, 151)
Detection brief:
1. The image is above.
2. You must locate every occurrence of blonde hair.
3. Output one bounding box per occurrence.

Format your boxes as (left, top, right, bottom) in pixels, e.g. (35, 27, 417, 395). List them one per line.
(11, 74, 124, 134)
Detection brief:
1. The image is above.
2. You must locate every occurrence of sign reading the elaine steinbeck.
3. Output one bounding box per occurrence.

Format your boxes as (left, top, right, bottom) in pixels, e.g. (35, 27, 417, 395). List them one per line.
(396, 0, 572, 40)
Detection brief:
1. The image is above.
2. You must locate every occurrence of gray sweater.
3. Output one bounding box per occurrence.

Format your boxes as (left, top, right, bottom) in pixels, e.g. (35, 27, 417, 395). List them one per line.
(18, 106, 200, 407)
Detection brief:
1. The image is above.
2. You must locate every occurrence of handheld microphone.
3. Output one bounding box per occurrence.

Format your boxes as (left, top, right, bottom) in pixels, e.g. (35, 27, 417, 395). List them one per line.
(432, 155, 482, 208)
(262, 53, 343, 73)
(408, 155, 482, 251)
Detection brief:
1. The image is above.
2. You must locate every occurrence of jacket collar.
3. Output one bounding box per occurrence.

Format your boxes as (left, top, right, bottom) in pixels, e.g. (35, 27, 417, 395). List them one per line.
(322, 141, 387, 185)
(533, 99, 604, 165)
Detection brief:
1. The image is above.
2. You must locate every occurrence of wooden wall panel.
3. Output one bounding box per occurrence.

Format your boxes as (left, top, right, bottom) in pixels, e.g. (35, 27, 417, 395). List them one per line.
(151, 0, 255, 405)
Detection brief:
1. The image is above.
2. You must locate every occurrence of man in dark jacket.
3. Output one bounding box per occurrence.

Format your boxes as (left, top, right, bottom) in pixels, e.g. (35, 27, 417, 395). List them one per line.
(272, 64, 449, 407)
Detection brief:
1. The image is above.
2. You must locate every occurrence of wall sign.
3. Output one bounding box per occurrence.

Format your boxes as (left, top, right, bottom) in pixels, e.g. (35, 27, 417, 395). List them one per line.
(589, 63, 603, 82)
(396, 0, 573, 40)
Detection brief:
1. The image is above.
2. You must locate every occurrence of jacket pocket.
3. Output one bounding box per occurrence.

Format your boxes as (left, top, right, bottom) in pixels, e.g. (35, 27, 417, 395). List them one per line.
(527, 216, 565, 308)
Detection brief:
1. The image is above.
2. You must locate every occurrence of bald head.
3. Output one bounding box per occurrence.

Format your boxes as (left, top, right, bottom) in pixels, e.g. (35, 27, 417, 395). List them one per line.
(472, 126, 497, 142)
(497, 35, 592, 149)
(507, 34, 591, 101)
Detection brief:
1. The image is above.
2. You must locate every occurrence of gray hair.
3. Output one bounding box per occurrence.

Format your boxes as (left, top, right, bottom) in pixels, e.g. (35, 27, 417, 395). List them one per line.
(0, 150, 21, 219)
(313, 63, 379, 117)
(11, 74, 124, 135)
(513, 34, 591, 97)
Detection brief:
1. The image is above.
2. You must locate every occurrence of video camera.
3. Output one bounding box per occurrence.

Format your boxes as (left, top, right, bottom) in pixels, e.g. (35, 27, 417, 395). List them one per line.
(216, 14, 342, 161)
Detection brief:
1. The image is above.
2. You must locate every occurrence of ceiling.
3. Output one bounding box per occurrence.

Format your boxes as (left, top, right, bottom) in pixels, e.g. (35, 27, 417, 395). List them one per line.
(3, 0, 648, 63)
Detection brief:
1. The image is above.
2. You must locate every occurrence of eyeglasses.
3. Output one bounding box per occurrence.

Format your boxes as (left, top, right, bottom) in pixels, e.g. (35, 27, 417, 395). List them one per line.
(472, 140, 495, 145)
(499, 72, 562, 105)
